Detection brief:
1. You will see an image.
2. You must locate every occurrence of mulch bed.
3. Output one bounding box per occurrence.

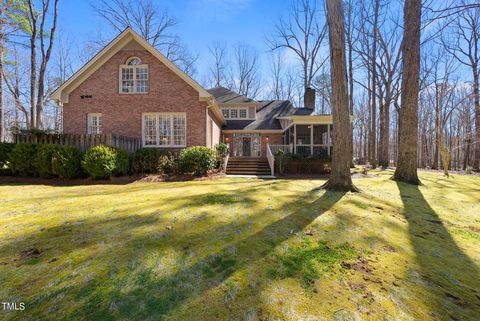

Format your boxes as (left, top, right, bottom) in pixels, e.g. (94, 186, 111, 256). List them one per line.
(0, 171, 226, 186)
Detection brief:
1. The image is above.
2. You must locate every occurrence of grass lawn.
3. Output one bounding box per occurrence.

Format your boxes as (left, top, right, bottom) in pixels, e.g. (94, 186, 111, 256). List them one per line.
(0, 170, 479, 320)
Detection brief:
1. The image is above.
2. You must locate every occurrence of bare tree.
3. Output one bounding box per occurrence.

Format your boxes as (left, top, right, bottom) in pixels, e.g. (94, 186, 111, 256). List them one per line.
(267, 0, 328, 106)
(91, 0, 197, 75)
(441, 3, 480, 169)
(2, 46, 30, 127)
(322, 0, 357, 192)
(313, 68, 331, 113)
(207, 41, 228, 88)
(19, 0, 59, 129)
(369, 0, 380, 168)
(377, 12, 402, 168)
(269, 51, 285, 100)
(230, 43, 262, 99)
(393, 0, 421, 184)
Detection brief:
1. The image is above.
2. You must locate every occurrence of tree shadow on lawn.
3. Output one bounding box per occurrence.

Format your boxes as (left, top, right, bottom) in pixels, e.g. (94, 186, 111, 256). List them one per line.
(67, 189, 346, 320)
(396, 182, 480, 320)
(0, 183, 345, 320)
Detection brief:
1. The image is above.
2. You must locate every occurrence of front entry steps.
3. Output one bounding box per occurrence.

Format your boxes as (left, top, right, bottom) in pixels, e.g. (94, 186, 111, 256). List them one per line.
(226, 157, 272, 176)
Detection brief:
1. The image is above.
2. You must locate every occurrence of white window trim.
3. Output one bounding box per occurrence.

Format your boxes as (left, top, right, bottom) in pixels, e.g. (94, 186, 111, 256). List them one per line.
(87, 113, 102, 134)
(220, 107, 254, 120)
(119, 57, 149, 94)
(141, 112, 187, 148)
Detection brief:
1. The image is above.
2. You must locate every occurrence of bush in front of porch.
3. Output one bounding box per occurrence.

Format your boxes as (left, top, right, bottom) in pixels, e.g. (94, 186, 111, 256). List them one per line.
(275, 152, 331, 175)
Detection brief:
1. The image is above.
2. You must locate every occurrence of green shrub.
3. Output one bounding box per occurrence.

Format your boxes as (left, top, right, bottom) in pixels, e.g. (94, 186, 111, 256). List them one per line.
(114, 148, 129, 176)
(35, 145, 61, 178)
(9, 144, 38, 176)
(82, 145, 128, 179)
(130, 149, 177, 174)
(0, 142, 15, 173)
(51, 146, 83, 179)
(157, 154, 176, 174)
(130, 149, 173, 174)
(215, 143, 230, 157)
(177, 146, 216, 176)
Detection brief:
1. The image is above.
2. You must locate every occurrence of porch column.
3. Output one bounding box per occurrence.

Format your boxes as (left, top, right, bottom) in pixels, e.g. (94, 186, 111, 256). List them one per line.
(327, 124, 331, 156)
(293, 124, 297, 154)
(310, 124, 313, 155)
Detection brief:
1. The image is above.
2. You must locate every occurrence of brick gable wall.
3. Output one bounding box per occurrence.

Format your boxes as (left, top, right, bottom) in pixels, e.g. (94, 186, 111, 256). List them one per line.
(63, 48, 207, 147)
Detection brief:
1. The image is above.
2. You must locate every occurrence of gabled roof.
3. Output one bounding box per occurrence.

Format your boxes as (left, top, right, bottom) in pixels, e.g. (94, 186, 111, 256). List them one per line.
(207, 87, 255, 103)
(51, 28, 211, 103)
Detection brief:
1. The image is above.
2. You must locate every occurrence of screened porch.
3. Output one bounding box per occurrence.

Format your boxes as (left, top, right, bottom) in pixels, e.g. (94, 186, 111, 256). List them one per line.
(270, 124, 332, 157)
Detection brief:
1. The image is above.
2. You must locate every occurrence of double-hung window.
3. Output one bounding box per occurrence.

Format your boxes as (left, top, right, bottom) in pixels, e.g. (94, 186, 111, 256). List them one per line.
(220, 107, 250, 119)
(87, 113, 102, 134)
(120, 57, 148, 93)
(143, 113, 186, 147)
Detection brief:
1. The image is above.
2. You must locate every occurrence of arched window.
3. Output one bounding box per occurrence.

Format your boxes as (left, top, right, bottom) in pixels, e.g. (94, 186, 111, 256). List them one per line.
(126, 57, 142, 65)
(120, 57, 148, 93)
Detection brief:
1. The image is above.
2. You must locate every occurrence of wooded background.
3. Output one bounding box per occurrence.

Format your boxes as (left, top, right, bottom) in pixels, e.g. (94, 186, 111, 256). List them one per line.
(1, 0, 479, 171)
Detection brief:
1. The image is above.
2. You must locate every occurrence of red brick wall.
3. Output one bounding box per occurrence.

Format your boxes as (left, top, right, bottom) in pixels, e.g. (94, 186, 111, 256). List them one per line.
(63, 48, 207, 147)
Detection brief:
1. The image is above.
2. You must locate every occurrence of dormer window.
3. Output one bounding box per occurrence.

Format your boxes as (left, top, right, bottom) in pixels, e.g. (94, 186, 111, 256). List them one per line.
(220, 107, 254, 120)
(120, 57, 148, 94)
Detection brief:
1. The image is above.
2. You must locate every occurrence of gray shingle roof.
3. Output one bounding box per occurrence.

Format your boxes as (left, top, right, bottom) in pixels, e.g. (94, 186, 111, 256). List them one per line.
(207, 87, 315, 130)
(223, 100, 314, 130)
(207, 87, 255, 103)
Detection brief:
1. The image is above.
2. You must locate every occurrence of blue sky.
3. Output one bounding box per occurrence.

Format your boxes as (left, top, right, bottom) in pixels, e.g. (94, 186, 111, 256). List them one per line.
(58, 0, 293, 83)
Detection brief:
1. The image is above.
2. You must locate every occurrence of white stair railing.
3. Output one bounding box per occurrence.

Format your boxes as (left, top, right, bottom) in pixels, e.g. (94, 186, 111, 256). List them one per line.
(266, 143, 275, 176)
(269, 144, 293, 155)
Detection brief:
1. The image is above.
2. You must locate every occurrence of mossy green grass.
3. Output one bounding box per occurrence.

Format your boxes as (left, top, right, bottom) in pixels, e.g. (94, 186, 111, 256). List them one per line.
(0, 169, 478, 320)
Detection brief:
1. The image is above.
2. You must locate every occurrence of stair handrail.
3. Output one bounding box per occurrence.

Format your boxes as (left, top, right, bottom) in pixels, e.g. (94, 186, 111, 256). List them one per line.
(266, 143, 275, 176)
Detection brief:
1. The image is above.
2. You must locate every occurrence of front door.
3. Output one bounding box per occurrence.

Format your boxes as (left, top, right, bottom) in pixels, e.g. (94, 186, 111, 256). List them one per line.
(242, 137, 251, 156)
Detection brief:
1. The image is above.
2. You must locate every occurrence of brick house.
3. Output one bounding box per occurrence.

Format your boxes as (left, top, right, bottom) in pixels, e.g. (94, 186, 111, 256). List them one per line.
(51, 28, 335, 174)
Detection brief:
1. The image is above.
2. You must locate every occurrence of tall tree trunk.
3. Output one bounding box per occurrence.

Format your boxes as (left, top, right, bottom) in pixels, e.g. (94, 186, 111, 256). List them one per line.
(433, 94, 439, 169)
(368, 0, 380, 168)
(393, 0, 421, 185)
(0, 23, 3, 141)
(379, 91, 391, 168)
(28, 0, 38, 129)
(473, 66, 480, 170)
(323, 0, 357, 192)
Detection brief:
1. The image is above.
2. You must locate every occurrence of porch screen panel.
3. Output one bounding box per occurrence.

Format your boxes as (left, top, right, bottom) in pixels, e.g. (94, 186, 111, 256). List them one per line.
(296, 125, 311, 145)
(313, 125, 329, 144)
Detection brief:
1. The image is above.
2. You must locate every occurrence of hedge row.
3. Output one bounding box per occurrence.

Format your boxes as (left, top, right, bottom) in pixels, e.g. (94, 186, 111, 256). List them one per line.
(0, 142, 225, 179)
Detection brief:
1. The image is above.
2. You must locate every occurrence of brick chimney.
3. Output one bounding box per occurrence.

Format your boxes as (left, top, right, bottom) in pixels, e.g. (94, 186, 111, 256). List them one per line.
(304, 87, 316, 110)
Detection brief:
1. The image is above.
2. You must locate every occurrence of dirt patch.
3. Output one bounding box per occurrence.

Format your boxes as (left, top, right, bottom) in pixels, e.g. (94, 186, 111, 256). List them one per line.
(19, 248, 43, 260)
(383, 245, 397, 253)
(341, 258, 373, 274)
(351, 172, 378, 179)
(349, 282, 367, 292)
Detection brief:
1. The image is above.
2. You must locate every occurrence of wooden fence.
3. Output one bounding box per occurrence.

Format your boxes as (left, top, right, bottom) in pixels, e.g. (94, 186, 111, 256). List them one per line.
(13, 133, 142, 153)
